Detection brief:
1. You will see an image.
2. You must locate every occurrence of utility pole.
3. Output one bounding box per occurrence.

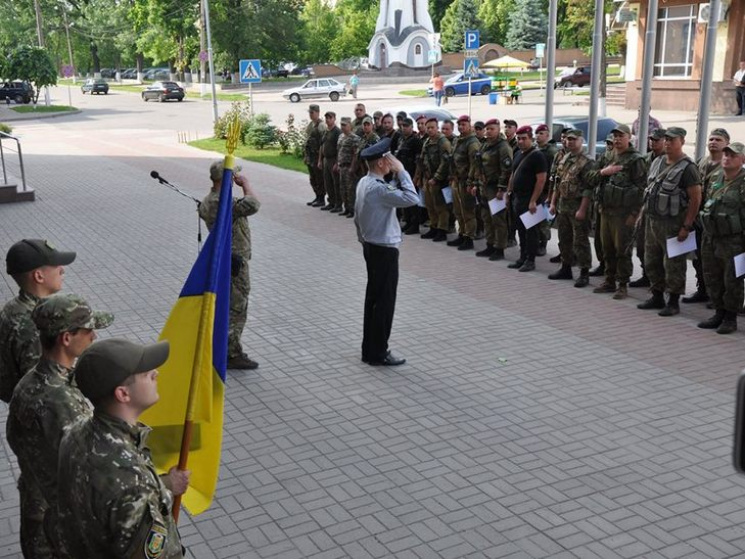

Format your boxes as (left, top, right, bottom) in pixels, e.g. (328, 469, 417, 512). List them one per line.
(199, 0, 208, 96)
(33, 0, 51, 106)
(694, 0, 721, 161)
(637, 0, 660, 155)
(544, 0, 558, 133)
(63, 9, 76, 85)
(587, 0, 605, 158)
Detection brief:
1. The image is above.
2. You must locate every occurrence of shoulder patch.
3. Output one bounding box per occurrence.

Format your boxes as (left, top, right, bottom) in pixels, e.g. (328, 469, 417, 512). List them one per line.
(503, 158, 512, 168)
(144, 522, 168, 559)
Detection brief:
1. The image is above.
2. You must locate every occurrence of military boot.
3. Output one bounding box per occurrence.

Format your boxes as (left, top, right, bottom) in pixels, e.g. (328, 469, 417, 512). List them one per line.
(682, 289, 709, 304)
(698, 309, 725, 329)
(488, 248, 505, 261)
(311, 196, 326, 207)
(518, 259, 536, 272)
(227, 353, 259, 370)
(548, 265, 573, 280)
(574, 268, 590, 288)
(549, 254, 562, 263)
(507, 258, 525, 269)
(593, 281, 616, 294)
(421, 228, 438, 239)
(457, 238, 474, 251)
(588, 263, 605, 277)
(432, 229, 447, 242)
(637, 290, 665, 310)
(629, 275, 650, 288)
(536, 243, 547, 257)
(447, 235, 465, 247)
(658, 293, 680, 317)
(476, 245, 496, 257)
(717, 312, 738, 334)
(612, 284, 628, 300)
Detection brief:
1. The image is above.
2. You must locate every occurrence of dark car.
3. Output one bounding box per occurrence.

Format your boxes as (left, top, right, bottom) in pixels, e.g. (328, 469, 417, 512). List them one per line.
(141, 81, 185, 102)
(81, 78, 109, 95)
(555, 67, 591, 88)
(529, 116, 620, 157)
(0, 81, 33, 104)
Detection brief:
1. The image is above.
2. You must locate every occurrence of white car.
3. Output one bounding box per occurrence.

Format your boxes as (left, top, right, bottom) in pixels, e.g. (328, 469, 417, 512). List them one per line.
(282, 78, 347, 103)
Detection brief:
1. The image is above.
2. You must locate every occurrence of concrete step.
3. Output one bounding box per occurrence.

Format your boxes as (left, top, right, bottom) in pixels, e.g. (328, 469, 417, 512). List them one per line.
(0, 183, 35, 204)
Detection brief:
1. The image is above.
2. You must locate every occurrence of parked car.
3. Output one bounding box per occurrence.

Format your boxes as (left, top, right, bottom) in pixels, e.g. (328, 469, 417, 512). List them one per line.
(0, 81, 33, 104)
(555, 67, 591, 88)
(528, 116, 620, 157)
(143, 67, 170, 81)
(291, 66, 314, 77)
(81, 78, 109, 95)
(99, 68, 116, 78)
(427, 72, 492, 97)
(121, 68, 138, 79)
(282, 78, 346, 103)
(141, 81, 185, 102)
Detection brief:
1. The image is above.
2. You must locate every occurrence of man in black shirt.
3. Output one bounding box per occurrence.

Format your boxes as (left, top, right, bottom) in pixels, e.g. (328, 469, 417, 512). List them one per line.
(396, 118, 424, 234)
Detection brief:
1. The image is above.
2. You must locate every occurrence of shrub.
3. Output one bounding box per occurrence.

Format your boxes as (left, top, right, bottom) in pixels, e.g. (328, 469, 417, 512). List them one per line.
(213, 100, 252, 142)
(276, 113, 306, 158)
(244, 113, 276, 150)
(0, 123, 12, 134)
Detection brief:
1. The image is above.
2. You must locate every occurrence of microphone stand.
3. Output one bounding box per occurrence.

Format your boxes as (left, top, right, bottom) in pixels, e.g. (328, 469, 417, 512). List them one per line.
(152, 174, 203, 252)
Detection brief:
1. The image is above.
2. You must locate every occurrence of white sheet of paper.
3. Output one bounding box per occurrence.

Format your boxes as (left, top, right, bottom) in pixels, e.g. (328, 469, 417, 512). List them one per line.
(417, 189, 426, 208)
(519, 205, 548, 229)
(734, 252, 745, 278)
(545, 204, 556, 222)
(666, 231, 696, 258)
(488, 197, 506, 215)
(441, 186, 453, 204)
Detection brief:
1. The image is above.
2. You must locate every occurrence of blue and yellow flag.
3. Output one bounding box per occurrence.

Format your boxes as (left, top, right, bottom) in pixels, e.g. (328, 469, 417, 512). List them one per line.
(142, 153, 235, 515)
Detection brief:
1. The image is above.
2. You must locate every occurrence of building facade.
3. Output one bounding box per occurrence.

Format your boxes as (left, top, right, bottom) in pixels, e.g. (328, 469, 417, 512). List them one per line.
(368, 0, 439, 69)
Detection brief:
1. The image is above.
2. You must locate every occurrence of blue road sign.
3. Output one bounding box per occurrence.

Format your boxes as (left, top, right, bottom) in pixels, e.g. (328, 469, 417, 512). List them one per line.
(465, 30, 480, 51)
(464, 58, 480, 79)
(239, 59, 262, 84)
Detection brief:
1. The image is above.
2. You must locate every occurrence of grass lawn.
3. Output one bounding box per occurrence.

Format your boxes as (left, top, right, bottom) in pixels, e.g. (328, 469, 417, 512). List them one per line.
(399, 89, 428, 97)
(190, 138, 308, 174)
(104, 84, 246, 102)
(11, 105, 76, 113)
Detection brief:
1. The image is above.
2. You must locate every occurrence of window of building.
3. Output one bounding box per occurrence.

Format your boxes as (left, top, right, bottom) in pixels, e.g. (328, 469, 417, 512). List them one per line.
(415, 45, 422, 55)
(653, 4, 697, 78)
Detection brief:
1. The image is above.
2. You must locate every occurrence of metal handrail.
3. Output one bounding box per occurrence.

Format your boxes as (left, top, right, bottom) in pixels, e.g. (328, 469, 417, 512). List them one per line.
(0, 131, 27, 191)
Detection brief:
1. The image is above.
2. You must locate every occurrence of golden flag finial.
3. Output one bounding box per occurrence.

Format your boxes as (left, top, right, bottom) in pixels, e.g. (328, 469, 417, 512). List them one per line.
(226, 116, 241, 155)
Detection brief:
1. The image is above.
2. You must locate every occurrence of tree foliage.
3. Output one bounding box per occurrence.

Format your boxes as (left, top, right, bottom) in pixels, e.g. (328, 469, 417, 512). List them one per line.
(299, 0, 338, 64)
(505, 0, 547, 50)
(440, 0, 482, 53)
(4, 45, 57, 102)
(478, 0, 516, 46)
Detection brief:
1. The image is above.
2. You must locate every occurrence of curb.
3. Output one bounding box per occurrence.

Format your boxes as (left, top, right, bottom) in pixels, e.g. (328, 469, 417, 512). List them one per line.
(0, 108, 82, 123)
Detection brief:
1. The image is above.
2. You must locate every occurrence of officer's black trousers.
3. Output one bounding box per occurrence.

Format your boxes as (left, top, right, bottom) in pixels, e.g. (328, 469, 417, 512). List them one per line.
(361, 243, 399, 362)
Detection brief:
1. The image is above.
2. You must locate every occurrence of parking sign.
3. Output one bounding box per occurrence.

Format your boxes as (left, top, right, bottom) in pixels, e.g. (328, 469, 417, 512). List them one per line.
(465, 30, 480, 51)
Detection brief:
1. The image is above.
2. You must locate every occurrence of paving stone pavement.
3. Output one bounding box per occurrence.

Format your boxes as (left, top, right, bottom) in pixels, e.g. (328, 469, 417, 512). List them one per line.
(1, 120, 745, 558)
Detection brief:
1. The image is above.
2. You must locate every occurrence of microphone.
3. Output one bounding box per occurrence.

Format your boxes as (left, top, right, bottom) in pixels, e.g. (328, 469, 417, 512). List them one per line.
(150, 170, 165, 183)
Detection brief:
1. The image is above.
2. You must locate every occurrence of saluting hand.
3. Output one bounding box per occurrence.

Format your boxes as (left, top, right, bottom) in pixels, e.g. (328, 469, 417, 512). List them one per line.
(385, 154, 404, 173)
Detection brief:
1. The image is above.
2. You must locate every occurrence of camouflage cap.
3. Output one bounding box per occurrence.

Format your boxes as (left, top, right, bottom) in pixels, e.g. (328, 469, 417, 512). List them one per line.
(362, 116, 373, 125)
(340, 116, 352, 125)
(474, 121, 485, 130)
(723, 142, 745, 156)
(710, 128, 730, 141)
(308, 104, 320, 112)
(75, 339, 170, 403)
(566, 128, 584, 139)
(209, 160, 242, 182)
(605, 134, 614, 143)
(649, 128, 666, 140)
(373, 110, 383, 118)
(6, 239, 76, 275)
(664, 127, 687, 138)
(32, 293, 114, 336)
(611, 124, 632, 136)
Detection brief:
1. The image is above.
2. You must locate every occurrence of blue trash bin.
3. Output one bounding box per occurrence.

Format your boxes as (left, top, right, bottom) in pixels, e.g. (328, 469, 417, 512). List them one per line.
(489, 92, 499, 105)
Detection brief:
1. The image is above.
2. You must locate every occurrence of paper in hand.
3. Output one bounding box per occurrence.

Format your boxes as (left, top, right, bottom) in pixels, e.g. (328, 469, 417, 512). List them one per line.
(488, 197, 506, 215)
(666, 231, 696, 258)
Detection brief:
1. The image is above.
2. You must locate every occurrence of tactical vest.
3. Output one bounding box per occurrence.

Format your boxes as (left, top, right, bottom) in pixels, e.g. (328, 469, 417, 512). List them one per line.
(700, 172, 745, 237)
(423, 136, 450, 181)
(452, 135, 479, 180)
(557, 152, 591, 199)
(645, 156, 694, 218)
(602, 152, 644, 210)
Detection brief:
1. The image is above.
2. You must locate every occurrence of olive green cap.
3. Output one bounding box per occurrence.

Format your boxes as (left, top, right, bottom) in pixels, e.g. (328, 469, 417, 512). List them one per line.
(611, 124, 631, 136)
(32, 293, 114, 336)
(664, 127, 687, 138)
(565, 129, 583, 139)
(210, 161, 241, 181)
(723, 142, 745, 156)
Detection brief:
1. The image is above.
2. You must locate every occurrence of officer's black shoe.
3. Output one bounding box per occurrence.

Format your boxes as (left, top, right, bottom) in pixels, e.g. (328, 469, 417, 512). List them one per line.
(346, 212, 354, 218)
(574, 269, 590, 288)
(488, 248, 505, 261)
(588, 264, 605, 277)
(682, 290, 709, 304)
(311, 197, 325, 207)
(637, 291, 665, 310)
(629, 275, 651, 288)
(447, 235, 465, 247)
(476, 245, 496, 257)
(227, 354, 259, 370)
(549, 254, 562, 263)
(518, 259, 535, 272)
(307, 197, 318, 206)
(421, 229, 437, 239)
(432, 230, 448, 242)
(330, 206, 344, 213)
(717, 312, 738, 335)
(698, 310, 725, 329)
(536, 244, 547, 257)
(321, 203, 334, 211)
(548, 266, 573, 280)
(507, 259, 525, 269)
(368, 351, 406, 366)
(404, 225, 420, 234)
(658, 294, 680, 317)
(457, 238, 474, 251)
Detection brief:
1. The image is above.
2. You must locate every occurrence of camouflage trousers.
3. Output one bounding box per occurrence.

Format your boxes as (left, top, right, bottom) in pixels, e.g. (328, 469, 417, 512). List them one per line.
(702, 233, 745, 313)
(339, 165, 357, 212)
(557, 210, 592, 268)
(323, 158, 341, 208)
(306, 161, 325, 198)
(645, 216, 687, 294)
(452, 180, 477, 239)
(538, 220, 552, 246)
(19, 475, 56, 558)
(600, 213, 635, 284)
(479, 190, 508, 249)
(229, 258, 250, 359)
(424, 181, 450, 231)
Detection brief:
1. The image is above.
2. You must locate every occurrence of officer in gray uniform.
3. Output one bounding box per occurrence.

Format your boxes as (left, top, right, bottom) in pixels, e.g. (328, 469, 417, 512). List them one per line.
(354, 138, 418, 367)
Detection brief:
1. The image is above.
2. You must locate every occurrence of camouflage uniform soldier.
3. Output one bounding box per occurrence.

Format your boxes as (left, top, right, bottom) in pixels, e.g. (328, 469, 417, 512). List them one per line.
(473, 118, 513, 261)
(588, 135, 615, 278)
(336, 116, 361, 217)
(420, 117, 452, 243)
(353, 117, 380, 179)
(7, 294, 113, 557)
(304, 104, 326, 207)
(446, 115, 480, 251)
(319, 111, 342, 212)
(591, 124, 647, 300)
(638, 127, 703, 316)
(535, 124, 558, 257)
(199, 162, 260, 369)
(698, 143, 745, 334)
(1, 240, 77, 407)
(548, 129, 593, 287)
(58, 339, 190, 559)
(547, 129, 571, 263)
(684, 128, 730, 304)
(352, 103, 370, 137)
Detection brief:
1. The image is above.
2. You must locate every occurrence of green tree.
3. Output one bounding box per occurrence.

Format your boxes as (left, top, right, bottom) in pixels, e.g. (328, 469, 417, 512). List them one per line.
(428, 0, 450, 32)
(4, 45, 57, 103)
(330, 0, 378, 60)
(505, 0, 546, 50)
(299, 0, 338, 63)
(478, 0, 516, 45)
(440, 0, 482, 53)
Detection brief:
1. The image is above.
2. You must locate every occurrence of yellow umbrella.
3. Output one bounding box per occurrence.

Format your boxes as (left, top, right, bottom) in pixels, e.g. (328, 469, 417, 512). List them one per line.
(482, 55, 531, 69)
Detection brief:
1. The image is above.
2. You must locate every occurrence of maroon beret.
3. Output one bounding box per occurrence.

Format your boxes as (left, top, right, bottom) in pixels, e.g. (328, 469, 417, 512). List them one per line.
(516, 125, 533, 136)
(484, 118, 500, 127)
(535, 124, 549, 133)
(457, 114, 470, 123)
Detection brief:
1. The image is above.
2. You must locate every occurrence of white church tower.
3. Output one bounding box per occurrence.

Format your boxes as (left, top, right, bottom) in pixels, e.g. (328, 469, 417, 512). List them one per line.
(368, 0, 439, 69)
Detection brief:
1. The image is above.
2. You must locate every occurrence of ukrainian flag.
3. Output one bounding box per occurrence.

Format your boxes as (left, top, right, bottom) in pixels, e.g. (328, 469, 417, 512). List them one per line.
(141, 154, 235, 515)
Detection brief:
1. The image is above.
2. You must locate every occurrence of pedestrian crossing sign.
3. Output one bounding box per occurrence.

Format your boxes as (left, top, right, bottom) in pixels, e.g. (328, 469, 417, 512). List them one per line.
(239, 59, 262, 84)
(464, 59, 479, 78)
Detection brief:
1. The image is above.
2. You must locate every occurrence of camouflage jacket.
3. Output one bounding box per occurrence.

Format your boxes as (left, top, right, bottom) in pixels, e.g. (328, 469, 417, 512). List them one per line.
(555, 151, 593, 211)
(352, 115, 370, 137)
(698, 155, 723, 201)
(337, 132, 360, 167)
(421, 134, 452, 184)
(303, 119, 326, 163)
(451, 132, 480, 182)
(596, 147, 648, 215)
(58, 412, 183, 559)
(7, 359, 92, 509)
(199, 189, 260, 260)
(0, 290, 43, 403)
(476, 137, 513, 193)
